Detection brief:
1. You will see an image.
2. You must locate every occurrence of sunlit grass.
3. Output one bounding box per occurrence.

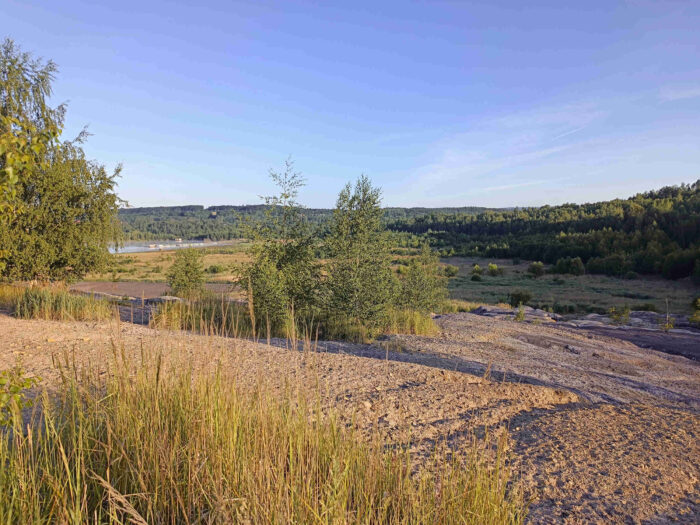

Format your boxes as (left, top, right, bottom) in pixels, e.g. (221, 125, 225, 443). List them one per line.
(0, 348, 525, 524)
(0, 284, 113, 321)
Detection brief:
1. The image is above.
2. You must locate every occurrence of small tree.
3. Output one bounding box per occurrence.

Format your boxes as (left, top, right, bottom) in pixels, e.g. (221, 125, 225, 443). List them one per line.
(527, 261, 545, 278)
(167, 249, 204, 297)
(0, 39, 121, 280)
(471, 264, 482, 276)
(396, 244, 447, 313)
(325, 176, 397, 331)
(240, 159, 320, 332)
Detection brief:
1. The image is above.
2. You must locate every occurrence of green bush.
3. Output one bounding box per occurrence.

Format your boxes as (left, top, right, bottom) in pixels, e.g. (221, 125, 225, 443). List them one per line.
(586, 254, 632, 276)
(443, 264, 459, 278)
(166, 248, 205, 297)
(509, 289, 532, 307)
(205, 264, 226, 274)
(609, 305, 630, 325)
(471, 264, 482, 276)
(552, 257, 585, 276)
(471, 274, 483, 282)
(487, 263, 503, 276)
(527, 261, 545, 278)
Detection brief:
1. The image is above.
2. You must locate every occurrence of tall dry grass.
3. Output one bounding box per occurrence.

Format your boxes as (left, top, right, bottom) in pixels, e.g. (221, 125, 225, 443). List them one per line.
(10, 285, 113, 321)
(0, 347, 525, 524)
(150, 297, 441, 343)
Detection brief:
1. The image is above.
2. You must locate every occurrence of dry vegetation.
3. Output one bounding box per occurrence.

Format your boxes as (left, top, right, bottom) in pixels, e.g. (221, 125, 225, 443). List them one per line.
(0, 300, 526, 524)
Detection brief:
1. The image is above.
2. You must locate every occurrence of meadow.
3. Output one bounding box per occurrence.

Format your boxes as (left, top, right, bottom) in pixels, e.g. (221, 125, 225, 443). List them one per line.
(444, 256, 697, 315)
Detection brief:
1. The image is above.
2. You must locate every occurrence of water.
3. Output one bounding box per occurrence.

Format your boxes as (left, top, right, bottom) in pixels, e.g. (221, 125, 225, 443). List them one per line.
(110, 240, 229, 254)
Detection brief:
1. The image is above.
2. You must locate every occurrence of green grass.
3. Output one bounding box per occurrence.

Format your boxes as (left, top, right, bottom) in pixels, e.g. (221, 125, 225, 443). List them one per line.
(444, 256, 698, 314)
(0, 349, 525, 524)
(9, 286, 114, 321)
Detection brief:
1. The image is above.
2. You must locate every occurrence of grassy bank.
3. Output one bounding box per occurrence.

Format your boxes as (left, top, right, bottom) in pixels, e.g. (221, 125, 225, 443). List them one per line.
(0, 349, 524, 524)
(0, 285, 113, 321)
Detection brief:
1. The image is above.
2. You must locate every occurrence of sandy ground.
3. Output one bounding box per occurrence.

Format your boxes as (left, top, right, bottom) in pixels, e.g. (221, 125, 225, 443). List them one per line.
(70, 280, 233, 299)
(1, 312, 698, 524)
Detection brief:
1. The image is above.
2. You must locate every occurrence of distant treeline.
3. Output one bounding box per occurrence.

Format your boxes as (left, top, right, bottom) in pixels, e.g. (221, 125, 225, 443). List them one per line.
(119, 205, 502, 241)
(387, 181, 700, 280)
(119, 181, 700, 281)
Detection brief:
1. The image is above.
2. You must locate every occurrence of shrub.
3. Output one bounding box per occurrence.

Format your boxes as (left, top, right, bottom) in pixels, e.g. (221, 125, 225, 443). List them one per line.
(471, 264, 482, 276)
(623, 271, 639, 280)
(471, 274, 483, 282)
(527, 261, 545, 278)
(443, 264, 460, 278)
(487, 263, 503, 276)
(166, 248, 205, 297)
(514, 303, 526, 322)
(586, 254, 632, 276)
(395, 245, 447, 313)
(552, 257, 585, 276)
(608, 305, 630, 325)
(509, 289, 532, 308)
(205, 264, 226, 274)
(661, 249, 699, 280)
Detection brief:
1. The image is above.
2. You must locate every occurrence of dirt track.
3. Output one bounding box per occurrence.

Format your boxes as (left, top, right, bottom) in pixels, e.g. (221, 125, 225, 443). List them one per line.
(1, 312, 698, 523)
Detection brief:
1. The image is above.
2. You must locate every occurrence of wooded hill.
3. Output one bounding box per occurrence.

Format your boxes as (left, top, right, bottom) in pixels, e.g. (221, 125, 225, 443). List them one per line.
(119, 181, 699, 280)
(388, 181, 699, 280)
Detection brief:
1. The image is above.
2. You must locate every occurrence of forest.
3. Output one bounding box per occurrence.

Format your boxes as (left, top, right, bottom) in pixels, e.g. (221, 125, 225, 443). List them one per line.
(120, 181, 699, 281)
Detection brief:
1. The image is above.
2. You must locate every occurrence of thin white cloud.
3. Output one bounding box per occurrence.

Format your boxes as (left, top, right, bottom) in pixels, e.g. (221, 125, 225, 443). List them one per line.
(659, 86, 700, 102)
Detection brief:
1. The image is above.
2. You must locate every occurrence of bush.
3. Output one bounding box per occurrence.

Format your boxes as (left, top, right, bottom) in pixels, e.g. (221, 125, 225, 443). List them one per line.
(487, 263, 503, 277)
(509, 289, 532, 308)
(661, 249, 699, 280)
(471, 274, 483, 282)
(205, 264, 226, 274)
(166, 248, 205, 297)
(471, 264, 482, 276)
(395, 245, 447, 313)
(623, 271, 639, 280)
(552, 257, 585, 276)
(443, 264, 459, 278)
(586, 254, 632, 276)
(514, 303, 526, 322)
(609, 305, 630, 325)
(527, 262, 545, 278)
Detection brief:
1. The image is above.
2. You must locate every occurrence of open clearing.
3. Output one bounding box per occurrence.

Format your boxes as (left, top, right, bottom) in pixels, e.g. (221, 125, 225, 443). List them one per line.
(444, 256, 697, 315)
(2, 310, 698, 524)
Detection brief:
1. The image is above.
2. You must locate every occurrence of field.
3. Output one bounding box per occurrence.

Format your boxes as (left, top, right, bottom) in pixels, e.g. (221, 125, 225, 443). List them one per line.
(87, 241, 251, 283)
(444, 256, 698, 315)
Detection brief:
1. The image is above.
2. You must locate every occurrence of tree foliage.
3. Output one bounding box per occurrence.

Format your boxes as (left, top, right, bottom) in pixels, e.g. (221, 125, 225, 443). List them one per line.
(166, 249, 205, 297)
(325, 176, 398, 330)
(240, 159, 320, 331)
(0, 39, 121, 281)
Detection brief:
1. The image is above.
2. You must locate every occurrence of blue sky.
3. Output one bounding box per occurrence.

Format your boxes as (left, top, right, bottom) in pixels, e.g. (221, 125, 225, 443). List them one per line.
(3, 0, 699, 208)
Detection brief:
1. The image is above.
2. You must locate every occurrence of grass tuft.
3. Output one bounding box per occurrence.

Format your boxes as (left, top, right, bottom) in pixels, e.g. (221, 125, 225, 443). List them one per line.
(10, 285, 113, 321)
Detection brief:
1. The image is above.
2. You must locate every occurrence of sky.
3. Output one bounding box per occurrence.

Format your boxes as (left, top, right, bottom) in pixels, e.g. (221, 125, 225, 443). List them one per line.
(3, 0, 699, 208)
